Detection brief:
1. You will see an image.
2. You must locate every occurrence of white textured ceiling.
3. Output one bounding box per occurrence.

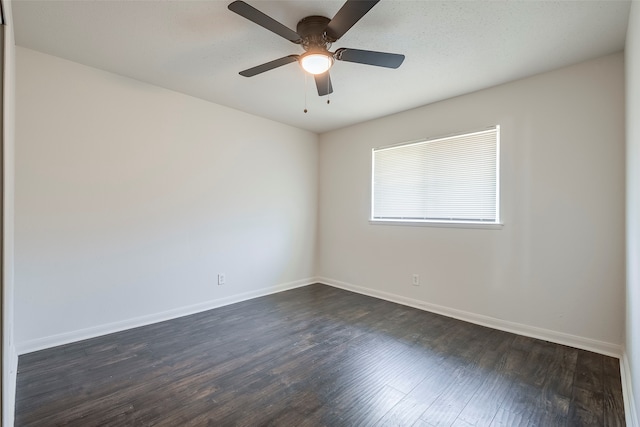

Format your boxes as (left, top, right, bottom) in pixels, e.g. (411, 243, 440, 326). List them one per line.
(12, 0, 631, 134)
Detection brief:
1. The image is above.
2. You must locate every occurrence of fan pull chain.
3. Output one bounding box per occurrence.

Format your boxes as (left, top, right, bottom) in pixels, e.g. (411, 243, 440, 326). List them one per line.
(303, 72, 308, 113)
(327, 74, 331, 105)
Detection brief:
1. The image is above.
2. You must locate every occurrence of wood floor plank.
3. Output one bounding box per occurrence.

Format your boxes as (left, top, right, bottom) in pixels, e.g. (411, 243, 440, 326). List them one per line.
(418, 329, 507, 426)
(14, 284, 625, 426)
(376, 394, 436, 427)
(339, 384, 407, 426)
(454, 374, 514, 427)
(490, 381, 552, 427)
(574, 349, 605, 392)
(301, 341, 415, 425)
(569, 386, 605, 426)
(450, 331, 516, 427)
(603, 373, 626, 427)
(385, 343, 449, 394)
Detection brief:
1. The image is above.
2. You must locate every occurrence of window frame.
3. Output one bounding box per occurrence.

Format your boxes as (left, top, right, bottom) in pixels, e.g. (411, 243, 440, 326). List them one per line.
(369, 126, 503, 229)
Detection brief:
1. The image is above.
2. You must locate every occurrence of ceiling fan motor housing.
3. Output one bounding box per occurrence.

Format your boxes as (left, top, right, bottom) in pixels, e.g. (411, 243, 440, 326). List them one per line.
(297, 16, 334, 52)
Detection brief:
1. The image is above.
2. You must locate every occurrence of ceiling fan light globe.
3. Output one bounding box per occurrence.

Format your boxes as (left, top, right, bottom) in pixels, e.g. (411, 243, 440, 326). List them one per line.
(300, 53, 334, 75)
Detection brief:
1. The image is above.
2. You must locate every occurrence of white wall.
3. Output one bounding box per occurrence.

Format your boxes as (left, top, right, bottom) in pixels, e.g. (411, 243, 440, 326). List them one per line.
(14, 47, 318, 352)
(626, 1, 640, 423)
(318, 53, 626, 354)
(2, 0, 17, 425)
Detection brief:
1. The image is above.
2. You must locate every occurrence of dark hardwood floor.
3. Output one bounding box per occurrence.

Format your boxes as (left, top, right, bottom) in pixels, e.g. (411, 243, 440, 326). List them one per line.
(15, 284, 625, 426)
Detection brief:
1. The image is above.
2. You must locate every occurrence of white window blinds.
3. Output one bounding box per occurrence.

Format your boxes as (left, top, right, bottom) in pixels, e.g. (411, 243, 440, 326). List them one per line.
(371, 127, 499, 223)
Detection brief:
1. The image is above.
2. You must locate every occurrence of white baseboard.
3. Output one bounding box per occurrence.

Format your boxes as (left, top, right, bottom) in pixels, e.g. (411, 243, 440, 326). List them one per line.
(16, 278, 318, 355)
(621, 352, 639, 427)
(317, 277, 622, 358)
(17, 276, 623, 357)
(3, 344, 17, 427)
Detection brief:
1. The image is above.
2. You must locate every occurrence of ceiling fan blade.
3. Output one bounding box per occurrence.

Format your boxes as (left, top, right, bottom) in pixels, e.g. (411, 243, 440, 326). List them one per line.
(239, 55, 299, 77)
(325, 0, 379, 41)
(228, 1, 302, 43)
(335, 48, 405, 69)
(314, 72, 333, 96)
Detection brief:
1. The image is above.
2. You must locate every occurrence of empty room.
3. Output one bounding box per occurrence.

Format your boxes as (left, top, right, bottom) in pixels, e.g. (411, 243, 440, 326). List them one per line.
(2, 0, 640, 425)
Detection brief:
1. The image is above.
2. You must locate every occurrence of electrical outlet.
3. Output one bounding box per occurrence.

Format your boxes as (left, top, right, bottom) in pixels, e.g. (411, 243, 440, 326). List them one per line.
(412, 274, 420, 286)
(218, 273, 226, 285)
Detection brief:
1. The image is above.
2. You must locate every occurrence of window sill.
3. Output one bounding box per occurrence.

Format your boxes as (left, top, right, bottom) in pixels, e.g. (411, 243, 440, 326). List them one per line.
(369, 219, 504, 230)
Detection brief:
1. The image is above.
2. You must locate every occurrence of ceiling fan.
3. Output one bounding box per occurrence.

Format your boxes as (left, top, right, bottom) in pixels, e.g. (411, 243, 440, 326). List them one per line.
(228, 0, 405, 96)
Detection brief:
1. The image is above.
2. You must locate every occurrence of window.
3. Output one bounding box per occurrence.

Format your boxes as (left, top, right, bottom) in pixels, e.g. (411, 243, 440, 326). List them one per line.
(371, 126, 500, 226)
